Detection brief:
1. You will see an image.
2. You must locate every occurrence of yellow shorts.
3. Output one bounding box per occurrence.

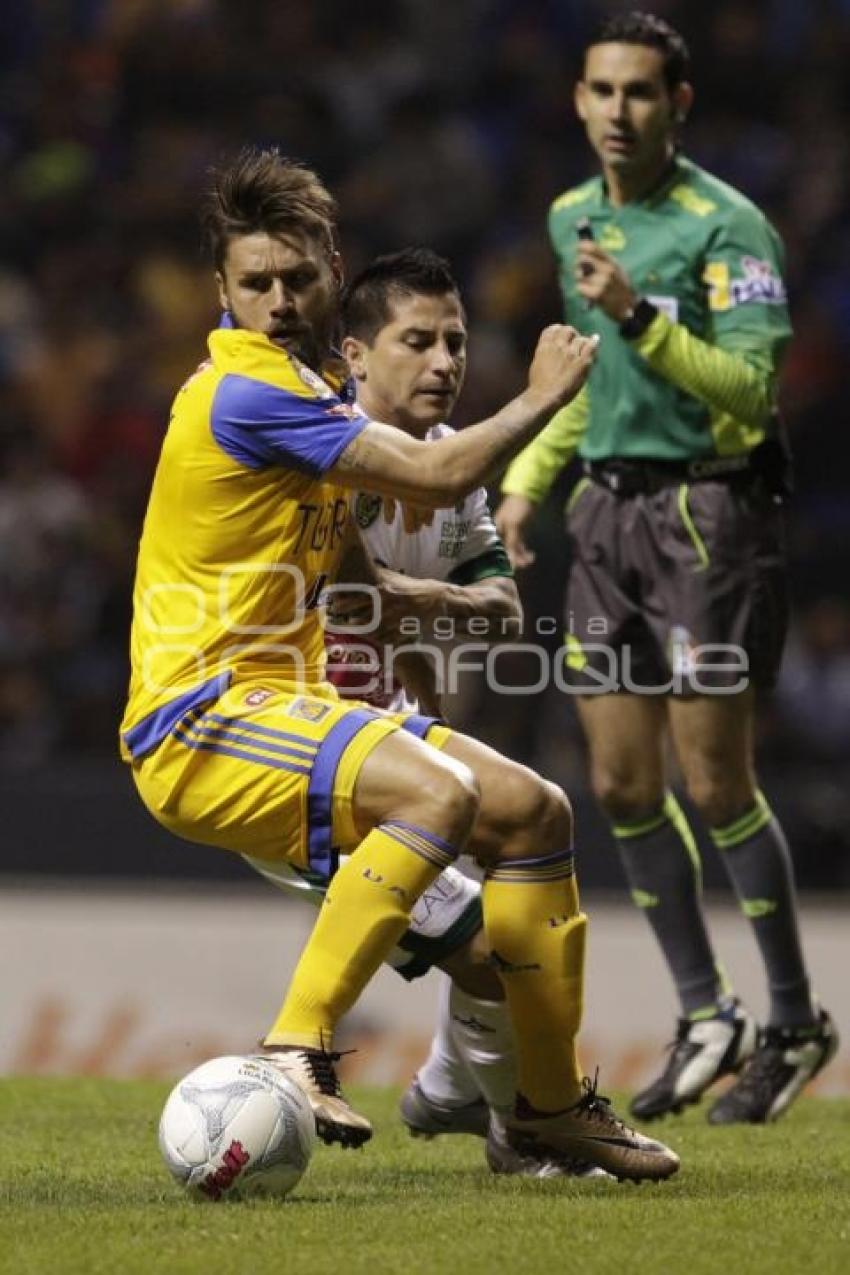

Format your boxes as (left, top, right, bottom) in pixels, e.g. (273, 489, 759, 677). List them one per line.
(130, 678, 452, 880)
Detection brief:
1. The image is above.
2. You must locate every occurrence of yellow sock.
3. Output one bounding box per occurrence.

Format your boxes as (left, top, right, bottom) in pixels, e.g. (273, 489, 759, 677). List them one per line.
(482, 849, 586, 1111)
(265, 821, 457, 1050)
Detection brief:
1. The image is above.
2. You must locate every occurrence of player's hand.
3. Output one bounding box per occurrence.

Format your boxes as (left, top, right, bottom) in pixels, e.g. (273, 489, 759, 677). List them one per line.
(575, 242, 638, 322)
(370, 568, 445, 635)
(526, 324, 599, 412)
(495, 494, 537, 570)
(328, 570, 445, 636)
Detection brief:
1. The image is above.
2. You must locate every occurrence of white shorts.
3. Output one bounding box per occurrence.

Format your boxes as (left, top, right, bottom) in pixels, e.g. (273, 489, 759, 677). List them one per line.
(243, 853, 483, 981)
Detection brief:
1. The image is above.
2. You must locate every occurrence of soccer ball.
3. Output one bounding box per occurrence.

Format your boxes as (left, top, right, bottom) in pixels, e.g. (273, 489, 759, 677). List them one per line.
(158, 1055, 316, 1201)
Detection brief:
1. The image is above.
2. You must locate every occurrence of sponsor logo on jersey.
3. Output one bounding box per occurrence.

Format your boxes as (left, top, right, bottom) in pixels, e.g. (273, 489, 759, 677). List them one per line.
(703, 258, 787, 311)
(438, 517, 471, 559)
(245, 687, 274, 707)
(354, 492, 383, 529)
(287, 697, 332, 723)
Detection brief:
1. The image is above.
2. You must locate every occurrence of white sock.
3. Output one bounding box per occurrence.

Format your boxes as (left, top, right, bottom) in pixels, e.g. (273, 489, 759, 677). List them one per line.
(416, 975, 481, 1108)
(447, 982, 516, 1115)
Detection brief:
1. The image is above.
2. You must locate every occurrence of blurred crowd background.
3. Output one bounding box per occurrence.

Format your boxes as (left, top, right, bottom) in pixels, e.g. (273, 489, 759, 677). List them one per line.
(2, 0, 849, 887)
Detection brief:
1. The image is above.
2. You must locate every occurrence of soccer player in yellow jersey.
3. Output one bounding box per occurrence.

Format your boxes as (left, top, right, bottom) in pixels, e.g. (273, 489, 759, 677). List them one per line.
(120, 148, 678, 1181)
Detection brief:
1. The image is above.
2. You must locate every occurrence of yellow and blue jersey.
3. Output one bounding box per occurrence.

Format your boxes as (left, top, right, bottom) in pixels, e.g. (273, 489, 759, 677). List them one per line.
(119, 316, 367, 763)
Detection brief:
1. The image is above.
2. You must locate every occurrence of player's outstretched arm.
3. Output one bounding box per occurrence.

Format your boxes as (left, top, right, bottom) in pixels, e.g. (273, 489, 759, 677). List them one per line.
(346, 567, 521, 639)
(328, 326, 598, 507)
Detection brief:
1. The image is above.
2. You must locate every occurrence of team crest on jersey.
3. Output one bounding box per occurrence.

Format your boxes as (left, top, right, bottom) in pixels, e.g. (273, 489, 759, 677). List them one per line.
(244, 687, 274, 707)
(355, 493, 383, 529)
(287, 697, 332, 723)
(294, 360, 335, 399)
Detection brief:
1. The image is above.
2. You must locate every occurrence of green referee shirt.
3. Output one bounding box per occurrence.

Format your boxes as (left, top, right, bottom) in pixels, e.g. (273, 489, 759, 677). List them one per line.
(504, 156, 793, 501)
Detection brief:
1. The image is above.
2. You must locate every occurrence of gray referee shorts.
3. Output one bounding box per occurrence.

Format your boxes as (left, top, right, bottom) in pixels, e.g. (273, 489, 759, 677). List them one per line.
(562, 476, 789, 695)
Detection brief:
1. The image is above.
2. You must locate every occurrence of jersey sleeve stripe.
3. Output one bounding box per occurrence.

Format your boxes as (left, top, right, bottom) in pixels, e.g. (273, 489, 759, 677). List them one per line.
(211, 373, 367, 474)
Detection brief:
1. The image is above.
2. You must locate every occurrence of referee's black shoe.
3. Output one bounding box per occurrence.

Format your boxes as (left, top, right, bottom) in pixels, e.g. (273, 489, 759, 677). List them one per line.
(708, 1008, 838, 1125)
(630, 998, 757, 1121)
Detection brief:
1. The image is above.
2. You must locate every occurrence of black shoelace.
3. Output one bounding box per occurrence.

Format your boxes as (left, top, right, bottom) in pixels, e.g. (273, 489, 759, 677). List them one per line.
(652, 1020, 697, 1078)
(302, 1047, 355, 1097)
(574, 1070, 624, 1129)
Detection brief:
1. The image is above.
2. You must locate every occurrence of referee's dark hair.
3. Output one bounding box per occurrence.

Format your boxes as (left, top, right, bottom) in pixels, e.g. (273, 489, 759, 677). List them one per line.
(587, 11, 691, 92)
(342, 248, 463, 345)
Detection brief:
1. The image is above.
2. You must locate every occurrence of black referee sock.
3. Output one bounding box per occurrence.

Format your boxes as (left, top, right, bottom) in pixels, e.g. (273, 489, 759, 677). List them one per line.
(612, 792, 723, 1018)
(710, 793, 816, 1030)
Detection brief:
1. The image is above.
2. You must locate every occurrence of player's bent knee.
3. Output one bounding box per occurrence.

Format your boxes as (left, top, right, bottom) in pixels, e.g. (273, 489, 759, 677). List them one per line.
(591, 769, 664, 823)
(685, 775, 756, 829)
(481, 771, 572, 861)
(436, 761, 481, 841)
(543, 779, 573, 845)
(397, 754, 481, 846)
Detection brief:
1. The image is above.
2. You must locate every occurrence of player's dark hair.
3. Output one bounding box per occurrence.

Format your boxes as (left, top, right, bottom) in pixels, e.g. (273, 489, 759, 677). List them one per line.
(587, 11, 690, 92)
(341, 248, 462, 344)
(201, 147, 337, 271)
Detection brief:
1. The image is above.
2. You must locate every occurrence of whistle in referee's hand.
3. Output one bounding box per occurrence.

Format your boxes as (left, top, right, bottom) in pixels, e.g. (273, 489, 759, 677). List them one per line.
(576, 217, 595, 309)
(576, 217, 595, 276)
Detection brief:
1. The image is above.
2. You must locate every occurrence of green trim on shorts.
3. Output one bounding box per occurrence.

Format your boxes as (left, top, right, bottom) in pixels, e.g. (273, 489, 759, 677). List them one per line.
(566, 476, 592, 514)
(394, 895, 484, 982)
(563, 632, 587, 671)
(677, 483, 710, 572)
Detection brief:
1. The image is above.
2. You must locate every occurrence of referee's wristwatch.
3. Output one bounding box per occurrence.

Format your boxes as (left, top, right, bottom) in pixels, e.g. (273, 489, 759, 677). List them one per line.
(619, 297, 658, 340)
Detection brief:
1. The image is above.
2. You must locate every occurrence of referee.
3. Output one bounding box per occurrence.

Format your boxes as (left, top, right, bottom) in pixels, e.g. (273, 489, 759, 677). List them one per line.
(497, 11, 836, 1124)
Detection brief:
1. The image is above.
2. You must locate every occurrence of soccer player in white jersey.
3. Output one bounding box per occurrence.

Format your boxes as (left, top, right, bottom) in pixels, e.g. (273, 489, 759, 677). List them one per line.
(245, 248, 604, 1178)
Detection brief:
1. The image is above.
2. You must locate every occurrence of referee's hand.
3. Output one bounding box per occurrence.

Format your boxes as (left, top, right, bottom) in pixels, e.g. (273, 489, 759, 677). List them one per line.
(575, 242, 638, 322)
(495, 494, 537, 570)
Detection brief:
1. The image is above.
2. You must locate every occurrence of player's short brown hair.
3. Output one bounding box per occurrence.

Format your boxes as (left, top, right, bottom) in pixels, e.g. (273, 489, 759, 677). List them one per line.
(201, 147, 337, 271)
(341, 248, 462, 345)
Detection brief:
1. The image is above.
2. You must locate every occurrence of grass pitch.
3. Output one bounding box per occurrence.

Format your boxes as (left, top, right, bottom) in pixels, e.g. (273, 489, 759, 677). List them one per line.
(1, 1079, 848, 1275)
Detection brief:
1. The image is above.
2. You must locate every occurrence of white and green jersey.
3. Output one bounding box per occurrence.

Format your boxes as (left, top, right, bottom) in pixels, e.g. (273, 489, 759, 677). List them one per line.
(353, 423, 512, 591)
(343, 421, 512, 712)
